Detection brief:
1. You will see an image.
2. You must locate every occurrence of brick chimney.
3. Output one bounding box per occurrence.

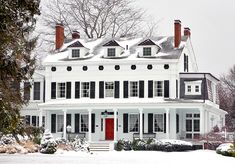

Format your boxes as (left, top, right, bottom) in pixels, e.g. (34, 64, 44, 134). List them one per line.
(174, 20, 181, 48)
(72, 31, 80, 39)
(55, 23, 64, 50)
(184, 27, 191, 37)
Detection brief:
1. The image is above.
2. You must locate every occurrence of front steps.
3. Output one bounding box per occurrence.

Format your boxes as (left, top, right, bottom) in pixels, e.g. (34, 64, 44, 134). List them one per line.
(89, 142, 114, 151)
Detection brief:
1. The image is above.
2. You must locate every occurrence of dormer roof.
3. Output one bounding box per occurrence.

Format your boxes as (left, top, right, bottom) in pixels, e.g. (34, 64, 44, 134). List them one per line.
(103, 40, 120, 47)
(138, 39, 156, 46)
(67, 40, 84, 48)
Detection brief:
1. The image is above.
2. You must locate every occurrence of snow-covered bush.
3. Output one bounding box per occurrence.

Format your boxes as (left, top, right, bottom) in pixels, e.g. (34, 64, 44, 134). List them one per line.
(216, 143, 235, 157)
(72, 136, 89, 152)
(115, 139, 193, 152)
(0, 134, 16, 145)
(40, 129, 57, 154)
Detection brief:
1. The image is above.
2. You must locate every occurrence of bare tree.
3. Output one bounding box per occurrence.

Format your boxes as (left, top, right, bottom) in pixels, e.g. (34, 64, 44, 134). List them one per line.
(219, 65, 235, 130)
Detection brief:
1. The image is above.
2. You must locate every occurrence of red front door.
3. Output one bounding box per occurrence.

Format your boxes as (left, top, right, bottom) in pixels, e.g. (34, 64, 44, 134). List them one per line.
(105, 118, 114, 140)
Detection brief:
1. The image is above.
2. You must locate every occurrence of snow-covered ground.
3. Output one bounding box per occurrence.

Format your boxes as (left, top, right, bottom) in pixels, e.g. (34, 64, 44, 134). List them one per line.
(0, 150, 234, 164)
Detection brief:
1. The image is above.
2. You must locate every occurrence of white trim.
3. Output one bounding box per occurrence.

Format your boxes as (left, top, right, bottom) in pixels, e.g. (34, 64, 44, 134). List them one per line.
(184, 80, 202, 95)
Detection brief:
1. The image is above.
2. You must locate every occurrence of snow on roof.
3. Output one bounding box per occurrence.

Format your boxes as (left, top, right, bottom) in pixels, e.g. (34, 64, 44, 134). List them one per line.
(43, 36, 188, 63)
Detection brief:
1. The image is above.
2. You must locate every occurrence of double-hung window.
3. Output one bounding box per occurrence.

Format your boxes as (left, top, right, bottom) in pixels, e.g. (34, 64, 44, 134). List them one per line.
(129, 114, 139, 132)
(81, 114, 88, 132)
(107, 48, 115, 57)
(185, 81, 202, 95)
(154, 81, 163, 97)
(57, 83, 66, 98)
(72, 49, 80, 58)
(154, 114, 164, 132)
(57, 115, 64, 132)
(81, 82, 90, 98)
(105, 82, 114, 97)
(143, 47, 151, 56)
(130, 81, 138, 97)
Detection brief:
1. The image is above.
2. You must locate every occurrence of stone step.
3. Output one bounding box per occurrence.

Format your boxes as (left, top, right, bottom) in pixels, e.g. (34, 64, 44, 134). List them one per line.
(89, 142, 113, 151)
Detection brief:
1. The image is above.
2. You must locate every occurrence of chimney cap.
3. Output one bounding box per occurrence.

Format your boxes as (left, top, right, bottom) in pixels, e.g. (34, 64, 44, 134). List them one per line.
(174, 20, 181, 24)
(72, 30, 80, 34)
(56, 23, 64, 27)
(184, 27, 190, 30)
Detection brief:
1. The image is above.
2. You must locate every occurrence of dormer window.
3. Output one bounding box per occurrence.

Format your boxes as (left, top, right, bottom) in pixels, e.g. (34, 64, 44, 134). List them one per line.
(143, 47, 151, 56)
(184, 80, 202, 95)
(72, 49, 80, 58)
(107, 48, 115, 57)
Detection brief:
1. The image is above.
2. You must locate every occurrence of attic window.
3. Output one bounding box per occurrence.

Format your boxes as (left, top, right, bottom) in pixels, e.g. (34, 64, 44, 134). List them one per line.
(184, 81, 202, 95)
(143, 47, 151, 56)
(72, 49, 80, 58)
(107, 48, 115, 57)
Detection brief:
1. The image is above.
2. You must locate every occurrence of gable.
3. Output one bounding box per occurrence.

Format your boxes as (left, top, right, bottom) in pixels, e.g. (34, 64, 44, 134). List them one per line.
(68, 41, 84, 48)
(138, 39, 156, 46)
(103, 40, 120, 47)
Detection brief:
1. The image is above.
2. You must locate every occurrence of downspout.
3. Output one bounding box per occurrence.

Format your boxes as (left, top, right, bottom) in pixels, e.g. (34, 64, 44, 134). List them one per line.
(203, 73, 206, 103)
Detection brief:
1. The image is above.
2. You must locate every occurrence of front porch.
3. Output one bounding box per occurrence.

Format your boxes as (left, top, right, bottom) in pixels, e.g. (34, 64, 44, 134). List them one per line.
(38, 104, 225, 142)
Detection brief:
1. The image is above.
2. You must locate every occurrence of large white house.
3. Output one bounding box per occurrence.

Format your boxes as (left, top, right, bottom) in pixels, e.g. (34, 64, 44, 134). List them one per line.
(21, 20, 227, 143)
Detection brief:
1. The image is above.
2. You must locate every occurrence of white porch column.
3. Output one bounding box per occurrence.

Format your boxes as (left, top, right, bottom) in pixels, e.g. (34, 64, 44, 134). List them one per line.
(139, 108, 143, 140)
(88, 109, 92, 142)
(200, 108, 205, 136)
(113, 108, 117, 141)
(165, 108, 169, 139)
(169, 108, 176, 139)
(63, 109, 67, 140)
(39, 109, 43, 127)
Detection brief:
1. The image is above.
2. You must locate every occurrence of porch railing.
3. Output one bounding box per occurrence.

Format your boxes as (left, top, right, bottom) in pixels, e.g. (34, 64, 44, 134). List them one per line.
(133, 133, 156, 140)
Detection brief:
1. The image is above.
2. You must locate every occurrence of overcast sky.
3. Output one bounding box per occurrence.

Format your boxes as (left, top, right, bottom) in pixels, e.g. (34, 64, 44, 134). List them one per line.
(136, 0, 235, 76)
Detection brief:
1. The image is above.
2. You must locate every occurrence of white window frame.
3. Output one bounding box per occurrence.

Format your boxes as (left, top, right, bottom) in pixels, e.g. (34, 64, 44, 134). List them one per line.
(57, 115, 64, 132)
(154, 114, 164, 132)
(143, 47, 152, 56)
(129, 114, 139, 132)
(185, 113, 200, 139)
(80, 114, 89, 132)
(107, 48, 116, 57)
(154, 81, 164, 97)
(57, 82, 66, 98)
(105, 81, 114, 97)
(129, 81, 139, 97)
(81, 82, 90, 98)
(72, 49, 80, 58)
(184, 80, 202, 95)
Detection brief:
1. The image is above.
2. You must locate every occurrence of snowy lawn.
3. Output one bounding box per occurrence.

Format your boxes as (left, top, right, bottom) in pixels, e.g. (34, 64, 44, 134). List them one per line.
(0, 150, 234, 164)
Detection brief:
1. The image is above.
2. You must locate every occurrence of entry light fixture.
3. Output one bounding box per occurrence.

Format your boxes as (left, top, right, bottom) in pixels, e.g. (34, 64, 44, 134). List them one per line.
(103, 110, 108, 118)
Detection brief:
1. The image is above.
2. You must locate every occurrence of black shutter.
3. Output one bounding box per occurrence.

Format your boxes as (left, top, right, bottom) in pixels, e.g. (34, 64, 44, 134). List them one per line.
(66, 82, 71, 99)
(186, 56, 189, 72)
(123, 81, 128, 98)
(164, 80, 169, 98)
(123, 113, 128, 133)
(176, 80, 178, 98)
(114, 81, 120, 98)
(75, 82, 80, 99)
(99, 81, 104, 98)
(90, 81, 95, 99)
(66, 114, 71, 126)
(51, 114, 56, 133)
(148, 80, 153, 98)
(51, 82, 56, 99)
(164, 113, 166, 133)
(184, 54, 187, 72)
(92, 113, 95, 133)
(176, 114, 179, 133)
(43, 80, 45, 102)
(139, 80, 144, 98)
(148, 113, 153, 133)
(24, 82, 30, 100)
(142, 113, 144, 133)
(75, 114, 80, 133)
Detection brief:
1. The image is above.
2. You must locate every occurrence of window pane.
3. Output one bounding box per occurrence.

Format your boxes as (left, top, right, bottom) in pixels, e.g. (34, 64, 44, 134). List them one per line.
(72, 49, 80, 58)
(129, 114, 139, 132)
(57, 83, 66, 98)
(107, 48, 115, 57)
(143, 47, 151, 56)
(195, 85, 200, 92)
(154, 114, 164, 132)
(186, 133, 192, 139)
(57, 115, 64, 132)
(186, 120, 192, 132)
(130, 81, 138, 97)
(81, 82, 90, 97)
(194, 120, 200, 132)
(154, 81, 163, 97)
(32, 116, 37, 126)
(187, 85, 191, 92)
(33, 82, 40, 100)
(105, 82, 114, 97)
(81, 114, 88, 132)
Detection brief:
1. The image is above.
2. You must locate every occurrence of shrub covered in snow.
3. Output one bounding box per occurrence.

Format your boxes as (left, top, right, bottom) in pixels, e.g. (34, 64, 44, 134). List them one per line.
(216, 143, 235, 157)
(72, 136, 89, 152)
(40, 129, 57, 154)
(115, 139, 193, 152)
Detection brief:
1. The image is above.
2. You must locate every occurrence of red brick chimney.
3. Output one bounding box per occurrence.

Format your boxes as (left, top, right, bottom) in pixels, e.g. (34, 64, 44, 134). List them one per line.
(174, 20, 181, 48)
(184, 27, 191, 37)
(72, 31, 80, 39)
(55, 23, 64, 50)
